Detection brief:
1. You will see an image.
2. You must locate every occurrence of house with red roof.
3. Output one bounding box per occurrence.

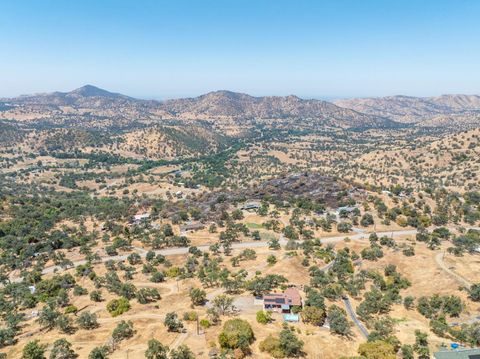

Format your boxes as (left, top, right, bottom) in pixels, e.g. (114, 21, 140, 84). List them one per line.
(263, 288, 302, 313)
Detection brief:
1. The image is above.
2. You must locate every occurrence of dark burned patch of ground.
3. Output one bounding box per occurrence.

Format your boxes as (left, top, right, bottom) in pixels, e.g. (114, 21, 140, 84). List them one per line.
(248, 172, 346, 207)
(175, 172, 351, 221)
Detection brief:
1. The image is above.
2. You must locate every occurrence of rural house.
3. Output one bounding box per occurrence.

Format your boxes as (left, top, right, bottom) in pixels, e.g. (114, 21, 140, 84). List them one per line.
(263, 288, 302, 313)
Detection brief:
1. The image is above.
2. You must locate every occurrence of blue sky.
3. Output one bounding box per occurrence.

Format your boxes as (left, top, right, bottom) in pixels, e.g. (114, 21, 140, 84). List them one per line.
(1, 0, 479, 99)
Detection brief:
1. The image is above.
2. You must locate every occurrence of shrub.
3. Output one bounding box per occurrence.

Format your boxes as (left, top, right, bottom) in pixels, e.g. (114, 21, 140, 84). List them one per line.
(21, 340, 46, 359)
(112, 320, 135, 344)
(49, 338, 77, 359)
(144, 339, 168, 359)
(301, 306, 326, 326)
(150, 272, 165, 283)
(136, 288, 161, 304)
(183, 311, 198, 321)
(164, 267, 180, 278)
(256, 310, 272, 324)
(88, 346, 109, 359)
(90, 290, 103, 302)
(164, 312, 184, 332)
(218, 319, 254, 353)
(76, 311, 98, 329)
(358, 340, 396, 359)
(169, 345, 195, 359)
(337, 222, 352, 233)
(73, 285, 88, 296)
(469, 284, 480, 302)
(189, 288, 207, 306)
(327, 305, 352, 336)
(106, 297, 130, 317)
(64, 305, 78, 315)
(200, 319, 211, 329)
(279, 328, 303, 357)
(259, 335, 284, 358)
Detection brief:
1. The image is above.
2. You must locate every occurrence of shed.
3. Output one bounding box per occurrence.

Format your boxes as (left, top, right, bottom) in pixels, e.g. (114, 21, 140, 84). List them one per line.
(180, 223, 205, 232)
(241, 201, 261, 210)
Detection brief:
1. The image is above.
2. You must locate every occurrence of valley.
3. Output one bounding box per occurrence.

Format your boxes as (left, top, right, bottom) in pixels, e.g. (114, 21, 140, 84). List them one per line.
(0, 86, 479, 359)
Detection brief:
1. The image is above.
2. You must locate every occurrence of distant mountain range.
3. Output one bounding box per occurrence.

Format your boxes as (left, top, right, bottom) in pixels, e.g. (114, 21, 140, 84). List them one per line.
(2, 85, 479, 130)
(334, 94, 480, 126)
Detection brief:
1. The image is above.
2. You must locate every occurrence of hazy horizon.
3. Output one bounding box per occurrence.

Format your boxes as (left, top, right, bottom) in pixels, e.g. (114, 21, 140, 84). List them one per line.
(4, 83, 480, 103)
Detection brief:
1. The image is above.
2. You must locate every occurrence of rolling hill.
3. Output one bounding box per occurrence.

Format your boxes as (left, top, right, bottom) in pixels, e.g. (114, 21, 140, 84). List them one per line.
(1, 86, 396, 129)
(334, 94, 480, 127)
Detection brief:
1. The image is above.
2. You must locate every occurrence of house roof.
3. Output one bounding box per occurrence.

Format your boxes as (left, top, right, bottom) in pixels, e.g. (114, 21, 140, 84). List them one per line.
(264, 288, 302, 307)
(284, 288, 302, 306)
(434, 348, 480, 359)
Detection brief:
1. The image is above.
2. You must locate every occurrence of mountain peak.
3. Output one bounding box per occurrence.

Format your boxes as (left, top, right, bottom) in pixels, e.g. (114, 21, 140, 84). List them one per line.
(69, 85, 129, 99)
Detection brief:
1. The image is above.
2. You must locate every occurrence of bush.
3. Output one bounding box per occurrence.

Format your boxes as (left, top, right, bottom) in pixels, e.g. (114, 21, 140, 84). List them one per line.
(301, 306, 326, 326)
(150, 272, 165, 283)
(164, 267, 180, 278)
(106, 297, 130, 317)
(259, 335, 284, 358)
(267, 255, 277, 266)
(337, 222, 352, 233)
(64, 305, 78, 315)
(73, 285, 88, 296)
(183, 311, 198, 322)
(469, 284, 480, 302)
(112, 320, 135, 344)
(358, 340, 396, 359)
(218, 319, 254, 353)
(189, 288, 207, 306)
(200, 319, 211, 329)
(145, 339, 168, 359)
(136, 288, 161, 304)
(49, 338, 77, 359)
(21, 340, 46, 359)
(327, 305, 352, 336)
(164, 312, 184, 332)
(360, 213, 374, 227)
(90, 290, 103, 302)
(76, 311, 98, 329)
(279, 328, 303, 357)
(88, 346, 109, 359)
(169, 345, 195, 359)
(256, 310, 272, 324)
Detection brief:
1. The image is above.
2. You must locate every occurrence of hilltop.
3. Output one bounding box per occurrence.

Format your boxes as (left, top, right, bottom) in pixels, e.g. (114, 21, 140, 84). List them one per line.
(1, 86, 395, 130)
(3, 85, 480, 130)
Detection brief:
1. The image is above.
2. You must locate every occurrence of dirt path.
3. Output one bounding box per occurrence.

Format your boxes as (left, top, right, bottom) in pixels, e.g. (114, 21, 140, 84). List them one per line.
(97, 313, 165, 324)
(435, 251, 472, 288)
(169, 331, 189, 350)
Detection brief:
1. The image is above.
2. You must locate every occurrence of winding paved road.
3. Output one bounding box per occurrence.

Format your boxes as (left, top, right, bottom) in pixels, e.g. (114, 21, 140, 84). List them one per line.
(10, 228, 419, 281)
(12, 227, 479, 281)
(342, 296, 369, 338)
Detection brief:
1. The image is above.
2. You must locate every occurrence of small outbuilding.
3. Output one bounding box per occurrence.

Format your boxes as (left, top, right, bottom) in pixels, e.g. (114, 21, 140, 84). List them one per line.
(241, 201, 261, 210)
(180, 223, 205, 232)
